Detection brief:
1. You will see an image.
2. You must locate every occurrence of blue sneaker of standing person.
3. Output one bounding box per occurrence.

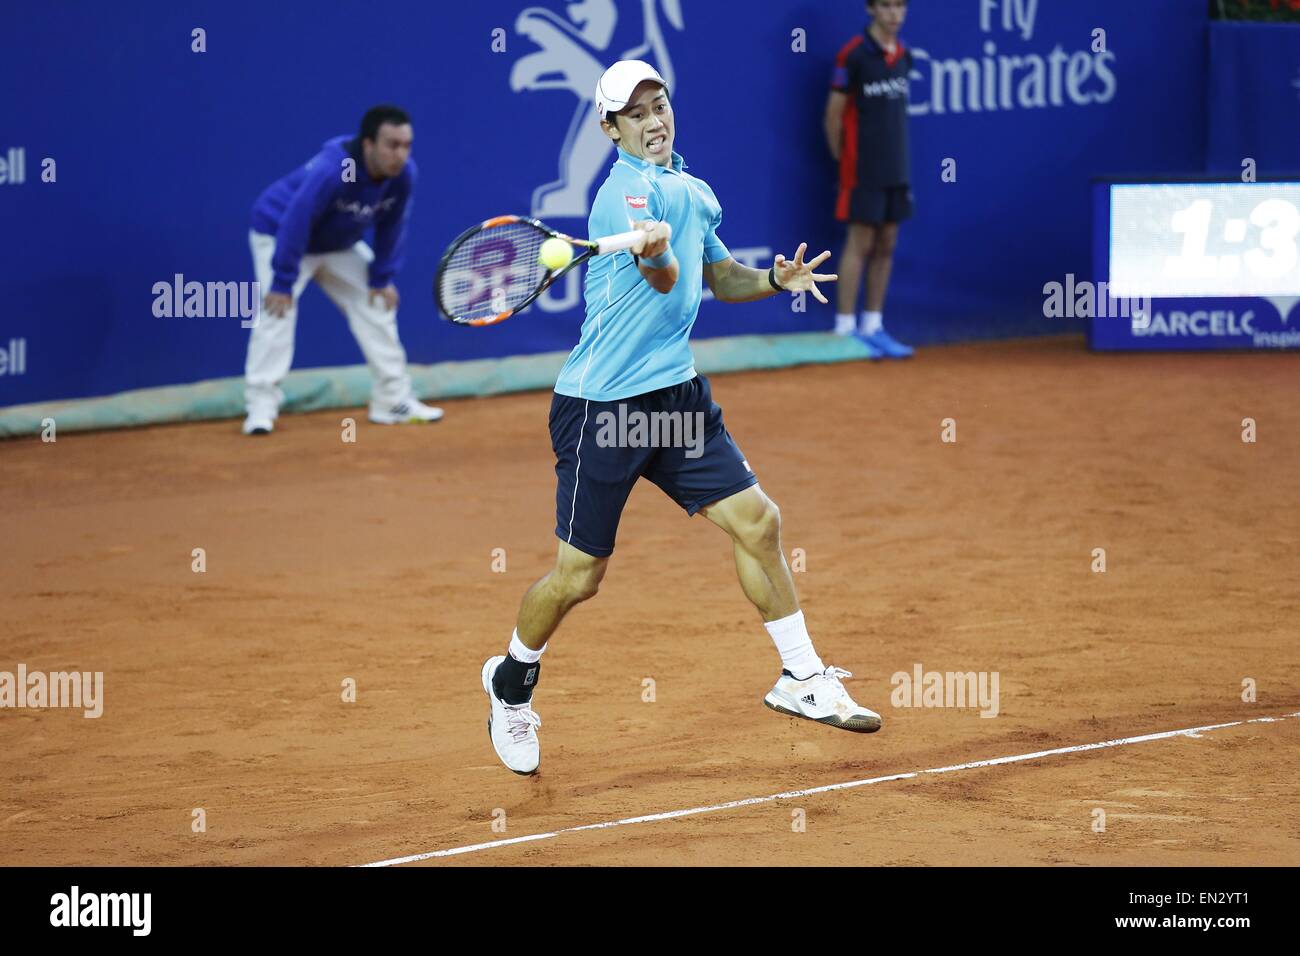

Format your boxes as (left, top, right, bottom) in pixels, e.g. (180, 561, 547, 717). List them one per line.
(850, 331, 885, 360)
(859, 327, 914, 359)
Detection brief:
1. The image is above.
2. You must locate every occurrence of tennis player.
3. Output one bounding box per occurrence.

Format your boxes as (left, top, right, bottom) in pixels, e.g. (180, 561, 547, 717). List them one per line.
(243, 105, 443, 435)
(825, 0, 915, 358)
(481, 60, 883, 775)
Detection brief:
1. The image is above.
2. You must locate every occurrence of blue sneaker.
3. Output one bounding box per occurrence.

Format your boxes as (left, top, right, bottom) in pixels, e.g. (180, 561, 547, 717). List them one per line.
(860, 328, 914, 359)
(850, 331, 885, 360)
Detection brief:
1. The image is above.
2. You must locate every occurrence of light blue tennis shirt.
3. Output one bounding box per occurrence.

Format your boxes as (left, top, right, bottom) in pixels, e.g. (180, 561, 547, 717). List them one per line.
(553, 147, 731, 401)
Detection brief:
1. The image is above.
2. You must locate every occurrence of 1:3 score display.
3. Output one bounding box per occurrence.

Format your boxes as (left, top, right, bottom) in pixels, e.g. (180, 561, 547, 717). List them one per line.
(1166, 198, 1300, 281)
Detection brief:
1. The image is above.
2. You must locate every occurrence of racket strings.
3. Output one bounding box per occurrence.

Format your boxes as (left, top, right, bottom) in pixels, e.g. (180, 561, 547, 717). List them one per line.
(439, 223, 553, 322)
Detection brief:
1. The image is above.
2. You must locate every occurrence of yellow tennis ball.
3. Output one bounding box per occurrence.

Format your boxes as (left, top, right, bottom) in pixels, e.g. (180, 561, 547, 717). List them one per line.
(538, 238, 573, 271)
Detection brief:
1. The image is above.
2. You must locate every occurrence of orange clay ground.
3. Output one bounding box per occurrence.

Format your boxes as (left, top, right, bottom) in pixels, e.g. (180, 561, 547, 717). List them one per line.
(2, 336, 1297, 866)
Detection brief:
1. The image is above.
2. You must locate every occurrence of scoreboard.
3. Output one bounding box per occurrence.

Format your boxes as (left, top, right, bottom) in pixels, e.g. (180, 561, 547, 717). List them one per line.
(1090, 179, 1300, 351)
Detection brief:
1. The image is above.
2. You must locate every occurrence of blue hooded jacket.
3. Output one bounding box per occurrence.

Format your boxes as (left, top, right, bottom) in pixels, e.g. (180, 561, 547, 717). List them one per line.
(251, 135, 415, 294)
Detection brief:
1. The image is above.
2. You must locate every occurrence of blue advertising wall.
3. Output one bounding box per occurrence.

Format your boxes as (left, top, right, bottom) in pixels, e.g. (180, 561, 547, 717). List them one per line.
(1207, 22, 1300, 176)
(0, 0, 1209, 411)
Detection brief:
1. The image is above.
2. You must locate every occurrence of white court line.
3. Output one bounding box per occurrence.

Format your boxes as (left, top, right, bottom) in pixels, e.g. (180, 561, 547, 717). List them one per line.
(359, 711, 1300, 867)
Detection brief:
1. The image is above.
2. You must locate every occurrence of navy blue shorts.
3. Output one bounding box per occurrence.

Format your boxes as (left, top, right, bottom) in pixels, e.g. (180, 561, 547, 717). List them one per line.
(839, 184, 914, 225)
(550, 375, 759, 557)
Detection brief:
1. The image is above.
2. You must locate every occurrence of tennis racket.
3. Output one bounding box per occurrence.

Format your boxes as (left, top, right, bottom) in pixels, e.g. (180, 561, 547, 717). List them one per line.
(434, 215, 656, 326)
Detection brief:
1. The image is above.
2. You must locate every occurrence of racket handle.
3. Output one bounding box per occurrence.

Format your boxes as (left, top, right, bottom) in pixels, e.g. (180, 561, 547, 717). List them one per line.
(594, 226, 670, 255)
(595, 230, 644, 254)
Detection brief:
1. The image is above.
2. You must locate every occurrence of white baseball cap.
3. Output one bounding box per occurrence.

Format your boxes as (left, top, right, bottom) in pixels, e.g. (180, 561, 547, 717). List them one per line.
(594, 60, 668, 121)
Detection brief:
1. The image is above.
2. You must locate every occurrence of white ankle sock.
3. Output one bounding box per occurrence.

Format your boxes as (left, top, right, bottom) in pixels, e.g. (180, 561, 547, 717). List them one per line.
(508, 629, 546, 663)
(834, 313, 856, 335)
(764, 610, 824, 680)
(860, 311, 883, 335)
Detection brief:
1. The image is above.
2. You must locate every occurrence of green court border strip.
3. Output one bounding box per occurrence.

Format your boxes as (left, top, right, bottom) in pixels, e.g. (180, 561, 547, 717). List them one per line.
(0, 333, 874, 438)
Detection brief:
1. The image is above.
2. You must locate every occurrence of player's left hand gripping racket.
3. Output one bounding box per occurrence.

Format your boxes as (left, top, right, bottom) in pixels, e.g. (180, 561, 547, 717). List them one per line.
(434, 216, 651, 326)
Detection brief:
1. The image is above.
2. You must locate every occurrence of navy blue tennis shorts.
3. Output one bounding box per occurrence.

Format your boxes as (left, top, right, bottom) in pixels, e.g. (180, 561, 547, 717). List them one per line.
(550, 375, 759, 557)
(841, 184, 914, 225)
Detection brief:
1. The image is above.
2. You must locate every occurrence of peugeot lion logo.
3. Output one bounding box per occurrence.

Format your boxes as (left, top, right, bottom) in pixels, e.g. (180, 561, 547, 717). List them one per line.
(510, 0, 685, 221)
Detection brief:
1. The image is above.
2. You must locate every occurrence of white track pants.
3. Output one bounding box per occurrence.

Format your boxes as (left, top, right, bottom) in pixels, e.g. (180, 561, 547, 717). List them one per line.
(244, 230, 413, 417)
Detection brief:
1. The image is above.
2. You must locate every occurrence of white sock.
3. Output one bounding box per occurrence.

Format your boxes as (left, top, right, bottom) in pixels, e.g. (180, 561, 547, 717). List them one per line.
(764, 610, 824, 681)
(834, 312, 856, 335)
(860, 311, 883, 335)
(508, 629, 546, 663)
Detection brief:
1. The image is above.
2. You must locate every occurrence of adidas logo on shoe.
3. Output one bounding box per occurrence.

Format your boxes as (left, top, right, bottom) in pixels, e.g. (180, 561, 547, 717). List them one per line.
(370, 397, 444, 425)
(764, 664, 883, 734)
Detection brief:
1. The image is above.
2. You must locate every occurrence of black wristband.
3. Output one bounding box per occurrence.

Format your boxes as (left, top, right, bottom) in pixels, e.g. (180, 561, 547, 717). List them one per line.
(767, 265, 784, 292)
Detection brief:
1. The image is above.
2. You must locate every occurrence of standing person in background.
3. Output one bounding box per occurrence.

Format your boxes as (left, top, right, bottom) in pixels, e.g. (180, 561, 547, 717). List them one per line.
(825, 0, 915, 359)
(243, 105, 443, 435)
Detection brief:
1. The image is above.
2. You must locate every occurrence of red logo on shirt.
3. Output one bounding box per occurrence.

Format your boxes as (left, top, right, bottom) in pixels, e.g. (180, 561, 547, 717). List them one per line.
(625, 195, 648, 209)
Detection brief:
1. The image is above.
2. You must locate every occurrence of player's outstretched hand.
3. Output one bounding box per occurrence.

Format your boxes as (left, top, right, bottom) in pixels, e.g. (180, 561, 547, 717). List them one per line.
(773, 243, 838, 304)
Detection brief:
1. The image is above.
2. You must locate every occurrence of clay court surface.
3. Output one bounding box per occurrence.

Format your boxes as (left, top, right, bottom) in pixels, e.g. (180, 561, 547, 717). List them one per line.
(2, 336, 1298, 866)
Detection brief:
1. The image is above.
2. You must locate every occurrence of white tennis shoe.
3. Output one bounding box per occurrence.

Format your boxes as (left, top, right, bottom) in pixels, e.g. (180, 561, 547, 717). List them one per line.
(764, 665, 882, 733)
(369, 396, 444, 425)
(482, 656, 541, 775)
(242, 412, 275, 435)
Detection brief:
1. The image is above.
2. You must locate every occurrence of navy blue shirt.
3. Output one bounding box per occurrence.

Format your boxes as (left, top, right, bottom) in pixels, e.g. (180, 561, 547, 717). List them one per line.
(251, 135, 415, 293)
(832, 31, 913, 189)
